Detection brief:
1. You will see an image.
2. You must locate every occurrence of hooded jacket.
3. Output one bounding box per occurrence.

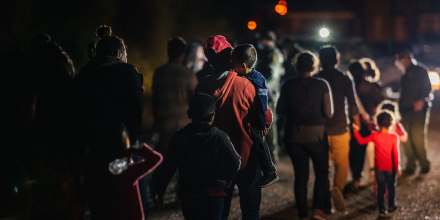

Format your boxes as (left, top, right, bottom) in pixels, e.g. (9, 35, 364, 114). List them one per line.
(196, 71, 273, 168)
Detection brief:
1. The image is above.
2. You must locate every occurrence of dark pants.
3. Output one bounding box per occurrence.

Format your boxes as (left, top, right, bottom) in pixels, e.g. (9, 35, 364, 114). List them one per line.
(375, 170, 396, 212)
(286, 140, 330, 219)
(349, 123, 369, 182)
(180, 194, 224, 220)
(223, 148, 262, 220)
(251, 128, 276, 174)
(401, 109, 430, 171)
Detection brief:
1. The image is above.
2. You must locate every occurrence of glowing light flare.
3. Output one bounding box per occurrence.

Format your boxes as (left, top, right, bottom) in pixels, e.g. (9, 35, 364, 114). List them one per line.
(278, 0, 287, 6)
(279, 6, 287, 15)
(319, 27, 330, 38)
(247, 21, 257, 30)
(429, 71, 440, 90)
(275, 4, 285, 14)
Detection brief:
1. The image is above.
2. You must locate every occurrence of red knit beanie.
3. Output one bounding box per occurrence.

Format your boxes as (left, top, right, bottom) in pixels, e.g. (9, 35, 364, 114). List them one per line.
(204, 35, 232, 61)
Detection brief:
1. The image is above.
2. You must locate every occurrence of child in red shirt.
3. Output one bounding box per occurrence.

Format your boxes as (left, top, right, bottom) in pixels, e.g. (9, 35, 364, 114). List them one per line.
(353, 111, 401, 217)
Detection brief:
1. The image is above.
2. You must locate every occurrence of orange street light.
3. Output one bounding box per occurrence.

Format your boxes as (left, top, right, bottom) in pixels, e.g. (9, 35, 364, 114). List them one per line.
(275, 4, 285, 14)
(248, 21, 257, 30)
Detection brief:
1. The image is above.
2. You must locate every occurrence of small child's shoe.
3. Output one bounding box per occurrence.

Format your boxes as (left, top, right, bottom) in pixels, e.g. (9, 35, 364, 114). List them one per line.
(258, 171, 279, 188)
(388, 206, 398, 216)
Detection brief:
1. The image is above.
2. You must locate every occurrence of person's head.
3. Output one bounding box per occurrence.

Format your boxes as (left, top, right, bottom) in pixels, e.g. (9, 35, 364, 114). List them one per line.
(293, 51, 318, 77)
(204, 35, 233, 73)
(348, 61, 365, 85)
(395, 49, 414, 70)
(187, 93, 216, 124)
(184, 41, 206, 72)
(95, 25, 127, 63)
(260, 30, 277, 49)
(375, 111, 394, 129)
(319, 45, 339, 69)
(167, 37, 187, 64)
(231, 44, 257, 75)
(377, 100, 401, 122)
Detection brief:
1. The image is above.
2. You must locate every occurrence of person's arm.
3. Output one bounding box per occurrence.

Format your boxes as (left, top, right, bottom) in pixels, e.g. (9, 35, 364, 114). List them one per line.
(392, 135, 401, 175)
(126, 68, 144, 143)
(187, 69, 198, 104)
(352, 124, 374, 145)
(345, 76, 361, 127)
(276, 82, 289, 116)
(321, 79, 334, 119)
(414, 67, 434, 111)
(124, 143, 163, 184)
(220, 131, 241, 174)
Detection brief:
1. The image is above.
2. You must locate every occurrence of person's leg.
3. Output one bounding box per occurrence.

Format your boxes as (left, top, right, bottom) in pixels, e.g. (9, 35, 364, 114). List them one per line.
(329, 132, 350, 191)
(179, 195, 200, 220)
(375, 171, 386, 213)
(266, 101, 280, 162)
(286, 142, 310, 219)
(401, 113, 416, 173)
(221, 181, 235, 220)
(412, 109, 430, 172)
(308, 140, 330, 213)
(236, 152, 262, 220)
(200, 196, 225, 220)
(349, 131, 366, 185)
(366, 142, 375, 184)
(386, 171, 396, 209)
(251, 128, 276, 174)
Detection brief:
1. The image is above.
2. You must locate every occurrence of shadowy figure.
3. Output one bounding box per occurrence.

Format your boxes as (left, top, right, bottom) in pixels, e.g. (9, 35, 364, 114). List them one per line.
(151, 93, 240, 220)
(315, 45, 360, 212)
(152, 37, 197, 154)
(395, 50, 433, 175)
(277, 51, 333, 220)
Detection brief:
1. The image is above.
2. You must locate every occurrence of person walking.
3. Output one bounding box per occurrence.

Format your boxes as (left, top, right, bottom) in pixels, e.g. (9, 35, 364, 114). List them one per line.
(395, 50, 433, 175)
(196, 35, 273, 220)
(315, 45, 360, 211)
(277, 51, 333, 220)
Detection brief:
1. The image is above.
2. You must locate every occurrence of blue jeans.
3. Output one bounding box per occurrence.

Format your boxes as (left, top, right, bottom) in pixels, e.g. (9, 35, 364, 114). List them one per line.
(375, 170, 396, 212)
(180, 194, 224, 220)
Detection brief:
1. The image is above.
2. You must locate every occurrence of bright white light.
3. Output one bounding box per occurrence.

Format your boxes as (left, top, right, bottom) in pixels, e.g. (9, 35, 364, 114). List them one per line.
(429, 71, 440, 90)
(319, 28, 330, 38)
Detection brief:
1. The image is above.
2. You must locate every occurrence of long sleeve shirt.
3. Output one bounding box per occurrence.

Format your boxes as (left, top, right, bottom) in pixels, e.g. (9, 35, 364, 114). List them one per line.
(399, 64, 433, 113)
(316, 68, 359, 135)
(277, 76, 333, 143)
(243, 69, 268, 129)
(354, 131, 400, 171)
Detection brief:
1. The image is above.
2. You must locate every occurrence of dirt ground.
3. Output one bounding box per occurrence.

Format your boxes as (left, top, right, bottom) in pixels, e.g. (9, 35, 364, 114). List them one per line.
(148, 113, 440, 220)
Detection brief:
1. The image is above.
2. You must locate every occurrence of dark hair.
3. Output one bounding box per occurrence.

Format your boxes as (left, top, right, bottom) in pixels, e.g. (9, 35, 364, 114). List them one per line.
(95, 25, 126, 57)
(188, 93, 216, 122)
(319, 45, 338, 68)
(348, 61, 364, 85)
(396, 49, 412, 60)
(261, 30, 277, 41)
(232, 44, 257, 68)
(167, 37, 187, 61)
(294, 51, 316, 75)
(377, 112, 392, 128)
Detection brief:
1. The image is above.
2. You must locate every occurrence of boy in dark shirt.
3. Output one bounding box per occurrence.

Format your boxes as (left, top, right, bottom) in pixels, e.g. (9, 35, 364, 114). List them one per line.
(232, 43, 278, 187)
(151, 93, 241, 220)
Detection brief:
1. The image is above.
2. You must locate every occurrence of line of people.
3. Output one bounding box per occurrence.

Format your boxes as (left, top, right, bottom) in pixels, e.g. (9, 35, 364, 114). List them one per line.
(1, 25, 433, 220)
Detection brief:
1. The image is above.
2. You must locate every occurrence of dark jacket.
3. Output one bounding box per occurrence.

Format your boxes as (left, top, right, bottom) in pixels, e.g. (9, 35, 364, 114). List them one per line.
(75, 55, 143, 146)
(356, 80, 384, 116)
(153, 122, 240, 196)
(399, 64, 433, 113)
(316, 68, 359, 135)
(242, 69, 268, 129)
(277, 76, 333, 143)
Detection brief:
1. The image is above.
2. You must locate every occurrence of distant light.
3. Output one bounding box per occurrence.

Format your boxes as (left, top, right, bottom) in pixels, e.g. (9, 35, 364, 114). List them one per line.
(319, 28, 330, 38)
(279, 6, 287, 15)
(248, 21, 257, 30)
(278, 0, 287, 6)
(275, 4, 285, 14)
(429, 71, 440, 90)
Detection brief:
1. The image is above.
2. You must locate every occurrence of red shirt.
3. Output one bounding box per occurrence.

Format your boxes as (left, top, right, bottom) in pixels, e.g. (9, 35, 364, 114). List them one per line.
(197, 71, 272, 168)
(354, 131, 400, 171)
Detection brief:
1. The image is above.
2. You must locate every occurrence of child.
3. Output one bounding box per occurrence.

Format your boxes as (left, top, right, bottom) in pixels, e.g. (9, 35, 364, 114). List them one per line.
(231, 43, 279, 187)
(353, 111, 401, 217)
(151, 93, 241, 220)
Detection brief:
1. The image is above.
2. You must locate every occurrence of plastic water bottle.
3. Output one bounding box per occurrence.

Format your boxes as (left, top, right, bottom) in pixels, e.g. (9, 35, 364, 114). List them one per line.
(108, 158, 128, 175)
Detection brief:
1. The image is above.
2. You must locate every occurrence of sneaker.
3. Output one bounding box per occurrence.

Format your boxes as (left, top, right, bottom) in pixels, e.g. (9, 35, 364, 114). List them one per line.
(378, 210, 387, 218)
(259, 171, 279, 188)
(420, 166, 430, 174)
(312, 209, 328, 220)
(331, 187, 346, 211)
(388, 206, 398, 216)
